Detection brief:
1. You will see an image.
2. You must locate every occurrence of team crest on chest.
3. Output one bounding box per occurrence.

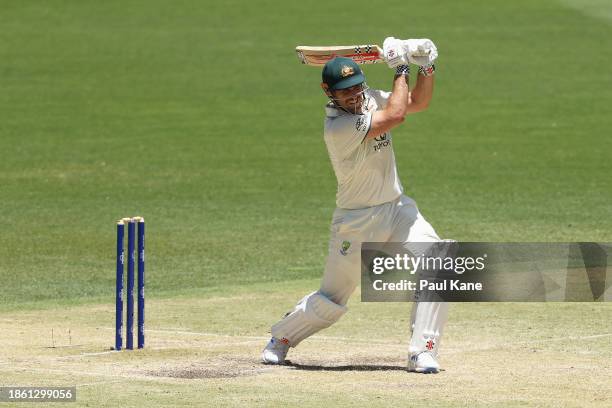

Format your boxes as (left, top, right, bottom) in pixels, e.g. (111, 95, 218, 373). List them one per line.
(340, 240, 351, 255)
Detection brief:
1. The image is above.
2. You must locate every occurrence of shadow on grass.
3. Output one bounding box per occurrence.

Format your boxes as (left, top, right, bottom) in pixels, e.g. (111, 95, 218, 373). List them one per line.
(285, 361, 407, 372)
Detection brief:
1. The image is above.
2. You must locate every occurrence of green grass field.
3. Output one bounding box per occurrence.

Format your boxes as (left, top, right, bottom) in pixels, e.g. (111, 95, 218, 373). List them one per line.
(1, 1, 611, 406)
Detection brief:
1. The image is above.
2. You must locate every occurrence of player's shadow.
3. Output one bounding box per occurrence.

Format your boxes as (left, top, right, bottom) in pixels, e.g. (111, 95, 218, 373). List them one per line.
(285, 361, 406, 371)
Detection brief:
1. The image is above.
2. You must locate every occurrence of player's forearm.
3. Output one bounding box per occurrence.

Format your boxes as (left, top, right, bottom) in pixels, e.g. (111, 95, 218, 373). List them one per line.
(386, 72, 410, 119)
(410, 71, 434, 110)
(365, 71, 410, 139)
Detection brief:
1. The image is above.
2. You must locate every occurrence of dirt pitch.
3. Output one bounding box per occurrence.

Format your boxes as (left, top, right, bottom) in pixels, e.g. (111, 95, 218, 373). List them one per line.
(1, 279, 610, 407)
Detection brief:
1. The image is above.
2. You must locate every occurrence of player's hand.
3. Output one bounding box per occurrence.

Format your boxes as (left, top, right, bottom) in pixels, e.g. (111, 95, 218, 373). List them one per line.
(402, 39, 438, 66)
(383, 37, 410, 68)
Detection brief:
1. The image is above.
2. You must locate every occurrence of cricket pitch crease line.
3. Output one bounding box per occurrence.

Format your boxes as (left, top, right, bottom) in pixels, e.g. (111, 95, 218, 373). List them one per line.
(6, 329, 612, 366)
(76, 379, 125, 387)
(26, 328, 609, 364)
(3, 333, 610, 383)
(102, 327, 405, 347)
(54, 350, 121, 360)
(510, 333, 612, 345)
(101, 327, 612, 350)
(9, 345, 201, 364)
(2, 366, 192, 383)
(3, 365, 278, 384)
(127, 327, 612, 344)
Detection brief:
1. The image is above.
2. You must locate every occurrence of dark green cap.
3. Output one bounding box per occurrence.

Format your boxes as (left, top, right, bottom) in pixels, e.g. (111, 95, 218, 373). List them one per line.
(322, 57, 365, 90)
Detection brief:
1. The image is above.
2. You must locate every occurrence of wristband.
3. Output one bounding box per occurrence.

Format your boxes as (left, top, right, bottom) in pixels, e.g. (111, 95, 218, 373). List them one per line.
(395, 64, 410, 76)
(419, 63, 435, 77)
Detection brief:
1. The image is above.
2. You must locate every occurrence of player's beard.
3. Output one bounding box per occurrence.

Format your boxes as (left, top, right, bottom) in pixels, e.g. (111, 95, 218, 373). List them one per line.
(332, 84, 370, 115)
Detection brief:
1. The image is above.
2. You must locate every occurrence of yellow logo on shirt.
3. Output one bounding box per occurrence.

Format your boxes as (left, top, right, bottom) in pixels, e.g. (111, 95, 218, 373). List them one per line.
(340, 240, 351, 255)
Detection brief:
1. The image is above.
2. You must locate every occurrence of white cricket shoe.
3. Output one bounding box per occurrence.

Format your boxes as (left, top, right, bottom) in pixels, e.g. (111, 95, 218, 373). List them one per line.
(262, 337, 289, 364)
(408, 351, 440, 374)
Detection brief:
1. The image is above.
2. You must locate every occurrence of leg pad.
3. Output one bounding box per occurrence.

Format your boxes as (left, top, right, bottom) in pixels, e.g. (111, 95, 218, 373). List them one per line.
(271, 291, 347, 347)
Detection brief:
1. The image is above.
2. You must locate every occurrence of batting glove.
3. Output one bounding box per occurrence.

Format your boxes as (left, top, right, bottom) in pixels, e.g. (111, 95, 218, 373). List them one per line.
(402, 39, 438, 67)
(383, 37, 410, 69)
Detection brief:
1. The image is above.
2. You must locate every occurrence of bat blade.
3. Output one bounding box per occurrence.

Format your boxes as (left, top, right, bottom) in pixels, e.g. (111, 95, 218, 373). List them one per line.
(295, 45, 383, 66)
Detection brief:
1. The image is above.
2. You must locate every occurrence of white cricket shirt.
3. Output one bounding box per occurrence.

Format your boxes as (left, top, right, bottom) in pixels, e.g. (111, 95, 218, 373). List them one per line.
(324, 89, 404, 209)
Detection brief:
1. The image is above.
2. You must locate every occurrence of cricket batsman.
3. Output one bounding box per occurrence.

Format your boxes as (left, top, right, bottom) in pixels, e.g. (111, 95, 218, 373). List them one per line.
(262, 37, 449, 373)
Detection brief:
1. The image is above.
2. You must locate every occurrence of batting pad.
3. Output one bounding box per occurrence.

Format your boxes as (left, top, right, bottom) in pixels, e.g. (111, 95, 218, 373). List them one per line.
(409, 301, 449, 357)
(407, 240, 454, 357)
(271, 291, 347, 347)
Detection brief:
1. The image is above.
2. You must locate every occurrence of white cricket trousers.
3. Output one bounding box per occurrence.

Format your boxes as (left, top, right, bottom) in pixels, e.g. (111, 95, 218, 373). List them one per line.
(321, 194, 440, 304)
(272, 194, 449, 356)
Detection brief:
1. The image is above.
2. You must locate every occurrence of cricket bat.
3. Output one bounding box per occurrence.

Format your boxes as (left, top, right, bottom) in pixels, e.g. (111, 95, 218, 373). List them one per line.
(295, 45, 384, 66)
